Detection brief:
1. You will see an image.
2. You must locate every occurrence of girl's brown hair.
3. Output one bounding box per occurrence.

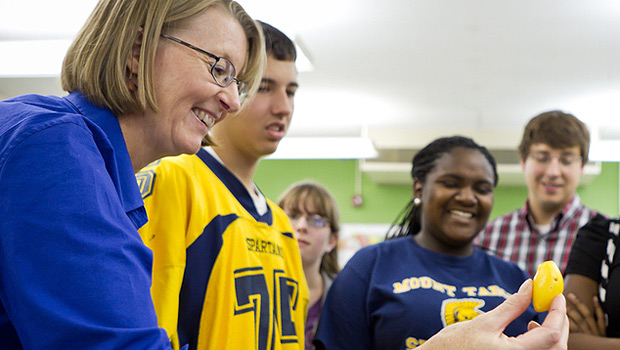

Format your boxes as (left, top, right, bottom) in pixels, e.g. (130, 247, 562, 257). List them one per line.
(278, 181, 340, 279)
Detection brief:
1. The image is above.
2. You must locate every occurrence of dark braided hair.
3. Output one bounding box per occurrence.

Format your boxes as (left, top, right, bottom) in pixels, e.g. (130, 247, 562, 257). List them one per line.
(386, 136, 498, 239)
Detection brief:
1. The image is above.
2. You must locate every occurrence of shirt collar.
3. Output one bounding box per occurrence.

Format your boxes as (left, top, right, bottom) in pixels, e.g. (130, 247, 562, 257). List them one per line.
(523, 194, 581, 232)
(64, 92, 145, 216)
(561, 194, 582, 218)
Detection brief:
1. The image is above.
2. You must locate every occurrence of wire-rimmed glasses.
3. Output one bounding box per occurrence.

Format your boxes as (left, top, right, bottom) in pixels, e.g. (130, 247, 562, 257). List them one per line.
(287, 213, 329, 229)
(161, 33, 247, 101)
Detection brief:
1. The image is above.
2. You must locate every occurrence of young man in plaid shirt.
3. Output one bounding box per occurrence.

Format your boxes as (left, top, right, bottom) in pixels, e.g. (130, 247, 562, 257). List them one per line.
(475, 110, 600, 277)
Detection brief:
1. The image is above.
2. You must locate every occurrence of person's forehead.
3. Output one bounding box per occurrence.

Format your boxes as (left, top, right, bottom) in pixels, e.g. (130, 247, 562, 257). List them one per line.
(432, 148, 494, 179)
(179, 6, 248, 69)
(262, 57, 297, 84)
(529, 143, 580, 154)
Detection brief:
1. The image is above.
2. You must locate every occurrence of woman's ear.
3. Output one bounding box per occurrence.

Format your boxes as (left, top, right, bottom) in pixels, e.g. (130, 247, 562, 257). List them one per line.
(413, 179, 423, 201)
(126, 29, 144, 75)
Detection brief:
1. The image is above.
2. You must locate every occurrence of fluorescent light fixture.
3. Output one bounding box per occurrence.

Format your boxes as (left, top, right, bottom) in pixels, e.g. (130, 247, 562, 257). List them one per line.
(266, 137, 378, 160)
(0, 39, 313, 77)
(589, 140, 620, 162)
(294, 42, 314, 72)
(0, 40, 71, 77)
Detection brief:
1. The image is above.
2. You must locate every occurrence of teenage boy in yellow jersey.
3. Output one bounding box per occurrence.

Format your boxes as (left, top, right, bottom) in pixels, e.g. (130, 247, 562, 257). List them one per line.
(137, 21, 307, 350)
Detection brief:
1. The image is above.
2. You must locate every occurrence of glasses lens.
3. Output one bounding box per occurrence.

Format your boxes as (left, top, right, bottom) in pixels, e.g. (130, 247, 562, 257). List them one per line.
(211, 57, 236, 87)
(287, 213, 328, 229)
(561, 155, 581, 166)
(530, 152, 581, 166)
(308, 215, 327, 228)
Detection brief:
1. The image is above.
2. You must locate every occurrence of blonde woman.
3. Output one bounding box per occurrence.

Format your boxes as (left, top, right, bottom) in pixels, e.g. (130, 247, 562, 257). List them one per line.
(0, 0, 264, 348)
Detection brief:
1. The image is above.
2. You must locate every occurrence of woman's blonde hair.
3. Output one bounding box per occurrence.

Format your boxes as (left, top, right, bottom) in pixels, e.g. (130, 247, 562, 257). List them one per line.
(278, 180, 340, 279)
(61, 0, 265, 121)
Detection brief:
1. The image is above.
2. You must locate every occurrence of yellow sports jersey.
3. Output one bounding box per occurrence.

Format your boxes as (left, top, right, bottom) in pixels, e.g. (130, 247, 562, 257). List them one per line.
(137, 148, 309, 350)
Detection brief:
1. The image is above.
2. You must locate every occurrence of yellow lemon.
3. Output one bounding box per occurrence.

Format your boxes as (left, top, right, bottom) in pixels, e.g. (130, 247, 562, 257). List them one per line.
(532, 260, 564, 312)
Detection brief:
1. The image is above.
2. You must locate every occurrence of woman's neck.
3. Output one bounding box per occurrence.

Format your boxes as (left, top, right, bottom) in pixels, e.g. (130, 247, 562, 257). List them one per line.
(414, 232, 474, 257)
(117, 113, 154, 173)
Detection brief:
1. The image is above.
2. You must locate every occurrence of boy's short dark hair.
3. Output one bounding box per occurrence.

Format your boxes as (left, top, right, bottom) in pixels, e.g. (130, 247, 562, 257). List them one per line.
(257, 21, 297, 62)
(518, 110, 590, 163)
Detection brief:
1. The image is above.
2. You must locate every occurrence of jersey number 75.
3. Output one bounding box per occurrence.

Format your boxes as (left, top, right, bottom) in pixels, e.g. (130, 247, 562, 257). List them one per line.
(234, 267, 300, 350)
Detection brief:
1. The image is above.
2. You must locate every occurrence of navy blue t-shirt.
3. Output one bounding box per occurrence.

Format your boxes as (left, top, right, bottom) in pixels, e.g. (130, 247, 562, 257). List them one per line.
(316, 236, 538, 350)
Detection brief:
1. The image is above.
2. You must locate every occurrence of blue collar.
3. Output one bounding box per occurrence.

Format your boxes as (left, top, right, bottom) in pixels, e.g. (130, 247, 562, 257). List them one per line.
(64, 92, 145, 218)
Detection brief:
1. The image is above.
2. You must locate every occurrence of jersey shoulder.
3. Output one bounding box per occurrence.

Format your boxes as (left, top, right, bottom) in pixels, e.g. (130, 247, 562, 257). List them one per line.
(137, 154, 208, 199)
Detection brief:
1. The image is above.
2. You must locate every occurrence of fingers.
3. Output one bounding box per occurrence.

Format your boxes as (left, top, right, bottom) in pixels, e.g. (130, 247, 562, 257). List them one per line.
(574, 295, 598, 334)
(593, 295, 607, 336)
(479, 279, 533, 332)
(566, 292, 605, 336)
(517, 321, 564, 349)
(546, 293, 569, 346)
(567, 307, 585, 333)
(518, 293, 567, 349)
(527, 320, 540, 331)
(560, 317, 570, 347)
(565, 294, 580, 331)
(542, 293, 566, 327)
(566, 293, 591, 333)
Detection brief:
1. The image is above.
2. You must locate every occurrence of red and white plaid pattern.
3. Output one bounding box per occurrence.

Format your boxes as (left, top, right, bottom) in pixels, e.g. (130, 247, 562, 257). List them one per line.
(475, 195, 599, 277)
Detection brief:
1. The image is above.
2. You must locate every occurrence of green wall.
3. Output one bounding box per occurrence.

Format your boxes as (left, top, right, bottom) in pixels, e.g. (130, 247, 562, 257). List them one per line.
(256, 160, 619, 223)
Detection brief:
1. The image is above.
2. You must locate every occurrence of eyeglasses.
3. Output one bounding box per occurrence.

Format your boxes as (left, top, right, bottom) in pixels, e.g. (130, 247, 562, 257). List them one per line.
(528, 151, 583, 167)
(161, 33, 248, 102)
(287, 213, 329, 229)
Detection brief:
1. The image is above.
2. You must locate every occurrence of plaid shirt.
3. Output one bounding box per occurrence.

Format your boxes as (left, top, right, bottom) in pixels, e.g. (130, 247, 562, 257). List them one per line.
(475, 195, 599, 277)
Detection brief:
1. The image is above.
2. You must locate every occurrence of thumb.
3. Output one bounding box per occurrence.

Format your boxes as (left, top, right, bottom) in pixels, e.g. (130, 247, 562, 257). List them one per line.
(479, 279, 533, 332)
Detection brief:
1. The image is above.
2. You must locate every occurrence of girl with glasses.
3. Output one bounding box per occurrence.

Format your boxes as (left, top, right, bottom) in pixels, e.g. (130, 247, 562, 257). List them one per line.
(278, 181, 340, 350)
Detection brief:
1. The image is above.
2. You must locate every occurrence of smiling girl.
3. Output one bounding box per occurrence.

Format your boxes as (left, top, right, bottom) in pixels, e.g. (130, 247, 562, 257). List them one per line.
(314, 136, 542, 350)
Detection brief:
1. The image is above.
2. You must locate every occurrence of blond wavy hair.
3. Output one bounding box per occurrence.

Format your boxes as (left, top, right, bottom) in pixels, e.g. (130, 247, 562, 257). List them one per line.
(61, 0, 265, 145)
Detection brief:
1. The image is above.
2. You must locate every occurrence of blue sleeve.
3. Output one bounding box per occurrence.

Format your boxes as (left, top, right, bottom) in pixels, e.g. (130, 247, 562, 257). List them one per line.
(0, 123, 171, 349)
(315, 246, 375, 350)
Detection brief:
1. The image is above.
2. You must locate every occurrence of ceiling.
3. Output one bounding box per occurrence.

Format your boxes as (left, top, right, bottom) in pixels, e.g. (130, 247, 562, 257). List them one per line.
(2, 0, 620, 155)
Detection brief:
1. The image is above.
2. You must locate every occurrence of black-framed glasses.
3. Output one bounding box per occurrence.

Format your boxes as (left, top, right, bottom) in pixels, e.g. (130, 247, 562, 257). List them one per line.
(161, 33, 247, 101)
(287, 213, 329, 229)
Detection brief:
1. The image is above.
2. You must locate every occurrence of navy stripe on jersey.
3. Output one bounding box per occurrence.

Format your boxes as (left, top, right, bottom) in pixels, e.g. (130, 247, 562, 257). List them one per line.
(178, 213, 237, 350)
(197, 148, 273, 225)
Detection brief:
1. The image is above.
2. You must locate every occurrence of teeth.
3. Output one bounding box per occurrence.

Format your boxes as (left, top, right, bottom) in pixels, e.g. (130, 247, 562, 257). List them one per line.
(267, 125, 281, 131)
(193, 108, 216, 128)
(451, 210, 473, 219)
(204, 116, 215, 128)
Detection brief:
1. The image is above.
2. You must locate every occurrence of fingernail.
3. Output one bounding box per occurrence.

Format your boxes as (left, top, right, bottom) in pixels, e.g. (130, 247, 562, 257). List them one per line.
(518, 279, 532, 293)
